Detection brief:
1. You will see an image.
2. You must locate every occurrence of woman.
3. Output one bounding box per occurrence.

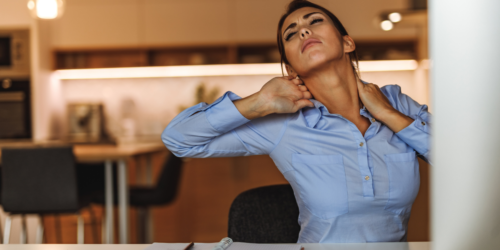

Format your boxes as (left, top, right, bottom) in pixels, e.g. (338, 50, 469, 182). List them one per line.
(162, 0, 430, 243)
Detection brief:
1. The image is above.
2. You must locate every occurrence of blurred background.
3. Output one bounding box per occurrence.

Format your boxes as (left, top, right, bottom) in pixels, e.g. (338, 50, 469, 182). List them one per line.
(0, 0, 430, 244)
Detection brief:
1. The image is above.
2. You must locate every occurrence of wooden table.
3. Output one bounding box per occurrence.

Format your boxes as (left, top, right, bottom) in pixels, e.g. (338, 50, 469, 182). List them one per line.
(0, 242, 431, 250)
(0, 141, 167, 244)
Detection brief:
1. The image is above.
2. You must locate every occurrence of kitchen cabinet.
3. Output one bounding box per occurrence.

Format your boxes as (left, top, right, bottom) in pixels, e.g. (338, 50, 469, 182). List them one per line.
(49, 0, 417, 69)
(49, 0, 416, 48)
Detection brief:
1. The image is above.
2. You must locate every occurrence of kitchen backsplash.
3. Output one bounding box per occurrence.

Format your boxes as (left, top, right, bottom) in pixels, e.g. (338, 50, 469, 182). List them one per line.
(61, 70, 425, 142)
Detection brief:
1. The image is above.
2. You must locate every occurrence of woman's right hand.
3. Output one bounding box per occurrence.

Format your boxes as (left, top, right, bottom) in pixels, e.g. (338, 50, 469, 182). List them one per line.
(234, 76, 314, 120)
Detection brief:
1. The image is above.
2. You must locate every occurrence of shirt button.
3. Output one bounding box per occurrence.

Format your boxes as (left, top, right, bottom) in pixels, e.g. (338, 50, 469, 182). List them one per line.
(359, 142, 364, 147)
(365, 176, 370, 181)
(371, 118, 376, 122)
(421, 121, 426, 125)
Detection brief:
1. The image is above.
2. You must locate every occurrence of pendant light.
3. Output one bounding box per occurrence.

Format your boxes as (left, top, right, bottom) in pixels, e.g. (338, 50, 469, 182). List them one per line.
(27, 0, 66, 19)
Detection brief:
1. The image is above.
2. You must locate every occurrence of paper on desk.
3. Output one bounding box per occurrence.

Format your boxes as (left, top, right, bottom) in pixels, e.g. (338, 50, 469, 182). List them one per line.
(144, 243, 217, 250)
(228, 242, 302, 250)
(144, 242, 302, 250)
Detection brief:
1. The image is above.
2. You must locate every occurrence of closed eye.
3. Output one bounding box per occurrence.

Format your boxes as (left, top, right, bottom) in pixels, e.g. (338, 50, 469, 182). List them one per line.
(310, 18, 323, 25)
(285, 32, 297, 41)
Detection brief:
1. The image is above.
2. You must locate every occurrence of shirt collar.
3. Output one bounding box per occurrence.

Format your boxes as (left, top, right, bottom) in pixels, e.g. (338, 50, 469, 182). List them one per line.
(302, 80, 370, 128)
(302, 99, 330, 128)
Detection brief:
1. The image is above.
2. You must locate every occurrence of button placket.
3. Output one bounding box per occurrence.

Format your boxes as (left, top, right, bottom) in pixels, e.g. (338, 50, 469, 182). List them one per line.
(346, 120, 374, 197)
(358, 140, 373, 197)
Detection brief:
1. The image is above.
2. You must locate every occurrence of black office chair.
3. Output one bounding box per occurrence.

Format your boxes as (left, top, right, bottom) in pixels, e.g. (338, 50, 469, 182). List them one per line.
(91, 152, 184, 242)
(228, 184, 301, 243)
(1, 146, 96, 244)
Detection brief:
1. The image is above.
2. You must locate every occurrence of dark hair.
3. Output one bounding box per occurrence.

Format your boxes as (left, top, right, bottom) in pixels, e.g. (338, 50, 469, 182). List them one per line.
(277, 0, 360, 78)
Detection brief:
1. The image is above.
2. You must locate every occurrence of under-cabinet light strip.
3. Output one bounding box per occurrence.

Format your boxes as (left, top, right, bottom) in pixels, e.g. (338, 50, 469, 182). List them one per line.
(56, 60, 418, 80)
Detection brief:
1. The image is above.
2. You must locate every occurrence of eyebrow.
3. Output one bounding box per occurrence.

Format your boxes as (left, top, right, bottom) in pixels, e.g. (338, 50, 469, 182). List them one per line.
(283, 12, 322, 36)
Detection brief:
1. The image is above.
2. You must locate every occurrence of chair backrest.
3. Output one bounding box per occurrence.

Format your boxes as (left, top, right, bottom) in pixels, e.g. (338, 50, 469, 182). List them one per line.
(228, 184, 300, 243)
(152, 152, 183, 204)
(1, 146, 80, 214)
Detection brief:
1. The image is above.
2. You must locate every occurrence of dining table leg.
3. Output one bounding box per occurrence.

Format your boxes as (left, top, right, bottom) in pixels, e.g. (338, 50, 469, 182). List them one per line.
(118, 159, 129, 243)
(104, 160, 114, 243)
(145, 154, 153, 243)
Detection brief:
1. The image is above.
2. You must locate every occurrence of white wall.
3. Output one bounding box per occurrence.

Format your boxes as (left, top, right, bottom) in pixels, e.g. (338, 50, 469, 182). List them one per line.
(49, 0, 416, 48)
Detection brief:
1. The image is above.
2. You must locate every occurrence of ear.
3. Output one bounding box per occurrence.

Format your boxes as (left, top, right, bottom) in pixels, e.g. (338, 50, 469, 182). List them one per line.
(343, 35, 356, 53)
(285, 64, 299, 78)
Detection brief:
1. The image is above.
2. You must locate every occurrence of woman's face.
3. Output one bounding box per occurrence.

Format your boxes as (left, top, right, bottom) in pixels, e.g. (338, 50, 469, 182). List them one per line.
(281, 7, 351, 77)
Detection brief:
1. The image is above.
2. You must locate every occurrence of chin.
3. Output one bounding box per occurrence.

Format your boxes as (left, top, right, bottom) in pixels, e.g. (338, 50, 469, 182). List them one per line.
(299, 51, 334, 75)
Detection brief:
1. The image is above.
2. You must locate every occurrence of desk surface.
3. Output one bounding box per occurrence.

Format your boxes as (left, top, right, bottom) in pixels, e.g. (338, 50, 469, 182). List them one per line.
(73, 143, 166, 162)
(0, 141, 167, 162)
(0, 242, 430, 250)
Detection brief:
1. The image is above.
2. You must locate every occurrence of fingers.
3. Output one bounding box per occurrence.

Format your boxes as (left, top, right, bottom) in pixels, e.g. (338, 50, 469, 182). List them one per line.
(291, 78, 303, 85)
(302, 91, 312, 99)
(294, 84, 311, 99)
(298, 85, 308, 92)
(294, 99, 314, 111)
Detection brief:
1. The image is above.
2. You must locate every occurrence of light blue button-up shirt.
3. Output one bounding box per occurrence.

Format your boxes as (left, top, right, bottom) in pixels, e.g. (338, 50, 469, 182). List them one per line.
(162, 84, 431, 243)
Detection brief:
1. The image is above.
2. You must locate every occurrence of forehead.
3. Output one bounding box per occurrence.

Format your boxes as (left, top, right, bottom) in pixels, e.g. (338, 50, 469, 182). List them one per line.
(282, 7, 326, 30)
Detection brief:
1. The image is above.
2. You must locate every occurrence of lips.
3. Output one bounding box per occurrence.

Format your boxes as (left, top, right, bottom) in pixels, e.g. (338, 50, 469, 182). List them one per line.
(301, 38, 322, 53)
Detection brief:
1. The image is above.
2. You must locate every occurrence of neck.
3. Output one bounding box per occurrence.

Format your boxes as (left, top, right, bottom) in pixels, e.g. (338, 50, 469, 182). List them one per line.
(300, 60, 362, 118)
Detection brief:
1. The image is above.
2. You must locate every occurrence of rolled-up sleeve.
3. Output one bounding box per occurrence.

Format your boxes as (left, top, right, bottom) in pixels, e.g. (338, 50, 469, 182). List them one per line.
(382, 85, 431, 163)
(396, 106, 431, 162)
(204, 92, 250, 133)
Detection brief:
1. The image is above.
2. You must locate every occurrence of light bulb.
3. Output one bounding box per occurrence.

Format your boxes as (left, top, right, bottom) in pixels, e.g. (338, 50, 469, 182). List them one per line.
(27, 0, 65, 19)
(36, 0, 58, 19)
(388, 12, 402, 23)
(27, 0, 35, 10)
(380, 20, 394, 31)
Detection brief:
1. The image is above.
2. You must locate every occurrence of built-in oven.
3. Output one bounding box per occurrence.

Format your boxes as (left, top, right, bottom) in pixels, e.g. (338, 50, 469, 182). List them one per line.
(0, 29, 32, 139)
(0, 78, 31, 139)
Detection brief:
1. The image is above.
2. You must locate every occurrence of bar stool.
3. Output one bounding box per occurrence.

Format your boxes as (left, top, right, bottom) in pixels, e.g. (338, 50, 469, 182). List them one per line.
(1, 146, 95, 244)
(91, 152, 183, 243)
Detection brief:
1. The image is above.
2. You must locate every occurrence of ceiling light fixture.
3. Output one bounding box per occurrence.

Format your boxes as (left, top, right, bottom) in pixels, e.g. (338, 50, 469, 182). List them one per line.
(388, 12, 402, 23)
(380, 20, 394, 31)
(27, 0, 65, 19)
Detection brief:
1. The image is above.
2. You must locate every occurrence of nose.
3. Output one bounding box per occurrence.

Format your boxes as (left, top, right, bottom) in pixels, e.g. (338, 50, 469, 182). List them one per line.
(300, 28, 311, 38)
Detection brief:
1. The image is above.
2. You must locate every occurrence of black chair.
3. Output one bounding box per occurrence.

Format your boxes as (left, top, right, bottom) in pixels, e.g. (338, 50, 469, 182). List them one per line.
(1, 146, 96, 244)
(91, 152, 184, 242)
(228, 184, 301, 243)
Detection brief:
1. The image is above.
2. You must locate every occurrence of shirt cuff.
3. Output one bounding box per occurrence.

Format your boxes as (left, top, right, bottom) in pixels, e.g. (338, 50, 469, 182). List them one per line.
(395, 116, 430, 155)
(204, 91, 250, 133)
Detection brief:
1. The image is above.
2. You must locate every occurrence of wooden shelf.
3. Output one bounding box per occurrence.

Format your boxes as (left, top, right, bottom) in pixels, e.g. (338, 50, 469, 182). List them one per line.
(54, 44, 280, 70)
(53, 41, 417, 70)
(356, 40, 417, 60)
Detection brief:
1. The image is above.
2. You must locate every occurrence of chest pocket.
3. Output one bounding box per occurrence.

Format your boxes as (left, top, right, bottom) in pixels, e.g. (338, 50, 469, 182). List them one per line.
(384, 151, 420, 215)
(290, 154, 348, 220)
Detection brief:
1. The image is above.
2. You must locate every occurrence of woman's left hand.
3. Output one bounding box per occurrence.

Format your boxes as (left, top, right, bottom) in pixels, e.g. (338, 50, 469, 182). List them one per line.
(356, 80, 414, 133)
(356, 80, 395, 120)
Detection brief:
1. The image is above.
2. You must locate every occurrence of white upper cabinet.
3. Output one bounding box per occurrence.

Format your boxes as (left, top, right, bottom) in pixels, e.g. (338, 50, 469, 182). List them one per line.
(51, 0, 140, 47)
(142, 0, 231, 45)
(48, 0, 417, 48)
(232, 0, 290, 43)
